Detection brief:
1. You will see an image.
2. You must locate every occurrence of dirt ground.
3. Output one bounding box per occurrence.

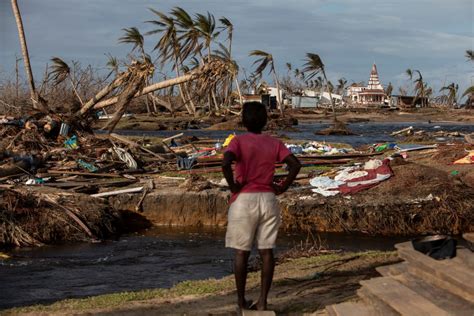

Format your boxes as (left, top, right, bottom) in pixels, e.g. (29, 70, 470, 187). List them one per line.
(89, 252, 399, 315)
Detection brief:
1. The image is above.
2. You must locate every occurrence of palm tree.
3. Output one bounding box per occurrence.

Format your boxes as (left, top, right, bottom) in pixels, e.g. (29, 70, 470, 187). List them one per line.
(439, 83, 458, 106)
(249, 50, 282, 113)
(147, 8, 196, 114)
(214, 43, 242, 106)
(11, 0, 48, 113)
(218, 17, 234, 104)
(302, 53, 336, 121)
(385, 82, 393, 97)
(336, 78, 347, 96)
(194, 12, 218, 63)
(49, 57, 84, 105)
(171, 7, 201, 61)
(219, 17, 233, 57)
(466, 50, 474, 61)
(119, 27, 145, 56)
(118, 27, 155, 113)
(194, 12, 221, 112)
(406, 69, 427, 107)
(462, 50, 474, 106)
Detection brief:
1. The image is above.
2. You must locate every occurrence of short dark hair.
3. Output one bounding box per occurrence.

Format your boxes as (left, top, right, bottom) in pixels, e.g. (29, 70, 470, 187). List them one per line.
(242, 101, 267, 133)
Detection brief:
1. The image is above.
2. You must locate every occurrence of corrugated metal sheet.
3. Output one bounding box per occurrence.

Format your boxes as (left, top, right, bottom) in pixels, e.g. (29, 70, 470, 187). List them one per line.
(291, 96, 319, 108)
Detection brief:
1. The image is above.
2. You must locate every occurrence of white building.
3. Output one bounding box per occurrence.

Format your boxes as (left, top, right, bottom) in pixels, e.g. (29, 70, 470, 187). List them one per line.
(347, 64, 386, 106)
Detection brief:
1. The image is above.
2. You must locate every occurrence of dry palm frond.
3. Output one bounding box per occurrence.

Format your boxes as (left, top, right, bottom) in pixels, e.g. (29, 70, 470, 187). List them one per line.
(103, 58, 155, 131)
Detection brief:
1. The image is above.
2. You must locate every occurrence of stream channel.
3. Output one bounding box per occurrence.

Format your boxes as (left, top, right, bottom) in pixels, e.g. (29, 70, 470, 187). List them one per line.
(1, 122, 473, 309)
(0, 227, 407, 310)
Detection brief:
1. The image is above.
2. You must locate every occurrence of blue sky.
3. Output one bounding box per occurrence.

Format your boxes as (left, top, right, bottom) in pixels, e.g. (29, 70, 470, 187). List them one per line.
(1, 0, 473, 99)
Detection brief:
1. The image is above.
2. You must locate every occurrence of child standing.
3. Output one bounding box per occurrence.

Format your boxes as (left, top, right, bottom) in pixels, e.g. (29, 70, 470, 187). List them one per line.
(222, 101, 301, 311)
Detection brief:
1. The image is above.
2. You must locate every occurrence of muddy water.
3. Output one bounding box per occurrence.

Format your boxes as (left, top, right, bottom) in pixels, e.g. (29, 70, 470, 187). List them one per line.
(109, 122, 474, 147)
(0, 227, 406, 309)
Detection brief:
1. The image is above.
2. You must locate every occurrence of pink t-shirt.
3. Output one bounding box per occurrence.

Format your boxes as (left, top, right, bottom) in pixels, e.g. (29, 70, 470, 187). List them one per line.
(226, 133, 291, 202)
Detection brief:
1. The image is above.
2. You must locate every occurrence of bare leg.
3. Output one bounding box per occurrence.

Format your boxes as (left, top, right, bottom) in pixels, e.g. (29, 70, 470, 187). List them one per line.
(255, 249, 275, 310)
(234, 249, 251, 308)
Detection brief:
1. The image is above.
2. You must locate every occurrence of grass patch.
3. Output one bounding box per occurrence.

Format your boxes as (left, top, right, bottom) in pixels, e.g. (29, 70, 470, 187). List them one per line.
(4, 251, 394, 315)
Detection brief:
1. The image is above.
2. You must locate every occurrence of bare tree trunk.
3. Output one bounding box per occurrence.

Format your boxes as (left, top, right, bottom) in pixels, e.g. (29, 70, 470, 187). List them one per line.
(272, 70, 283, 115)
(11, 0, 48, 113)
(323, 71, 337, 122)
(234, 76, 243, 106)
(93, 72, 197, 110)
(76, 74, 125, 117)
(15, 55, 20, 101)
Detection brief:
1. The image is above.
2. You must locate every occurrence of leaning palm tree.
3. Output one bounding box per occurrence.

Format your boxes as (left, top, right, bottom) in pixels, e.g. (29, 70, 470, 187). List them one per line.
(147, 8, 196, 115)
(171, 7, 201, 61)
(466, 50, 474, 61)
(406, 68, 426, 107)
(219, 17, 233, 57)
(119, 27, 145, 56)
(439, 83, 458, 106)
(49, 57, 84, 105)
(462, 50, 474, 106)
(214, 43, 242, 106)
(218, 17, 234, 104)
(11, 0, 48, 113)
(302, 53, 336, 121)
(119, 27, 156, 113)
(249, 50, 282, 113)
(195, 12, 218, 63)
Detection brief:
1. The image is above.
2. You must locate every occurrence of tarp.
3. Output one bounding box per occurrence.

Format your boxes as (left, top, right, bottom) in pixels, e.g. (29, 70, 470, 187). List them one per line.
(310, 159, 393, 196)
(453, 151, 474, 164)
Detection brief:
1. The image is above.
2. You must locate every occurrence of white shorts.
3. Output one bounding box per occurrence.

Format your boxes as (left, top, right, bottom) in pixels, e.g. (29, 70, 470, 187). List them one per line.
(225, 192, 281, 251)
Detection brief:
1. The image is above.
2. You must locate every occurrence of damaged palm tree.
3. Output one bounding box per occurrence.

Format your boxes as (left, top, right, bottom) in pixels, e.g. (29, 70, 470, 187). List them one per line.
(49, 57, 84, 106)
(91, 58, 232, 114)
(11, 0, 49, 113)
(102, 57, 155, 132)
(303, 53, 353, 135)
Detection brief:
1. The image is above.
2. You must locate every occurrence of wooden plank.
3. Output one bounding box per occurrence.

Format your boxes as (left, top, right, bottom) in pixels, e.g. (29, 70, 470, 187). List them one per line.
(41, 178, 135, 188)
(162, 133, 184, 143)
(91, 186, 143, 198)
(360, 277, 450, 316)
(391, 271, 474, 315)
(464, 233, 474, 244)
(357, 287, 398, 316)
(46, 170, 121, 178)
(326, 301, 376, 316)
(375, 262, 407, 277)
(452, 248, 474, 269)
(241, 310, 275, 316)
(396, 242, 474, 303)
